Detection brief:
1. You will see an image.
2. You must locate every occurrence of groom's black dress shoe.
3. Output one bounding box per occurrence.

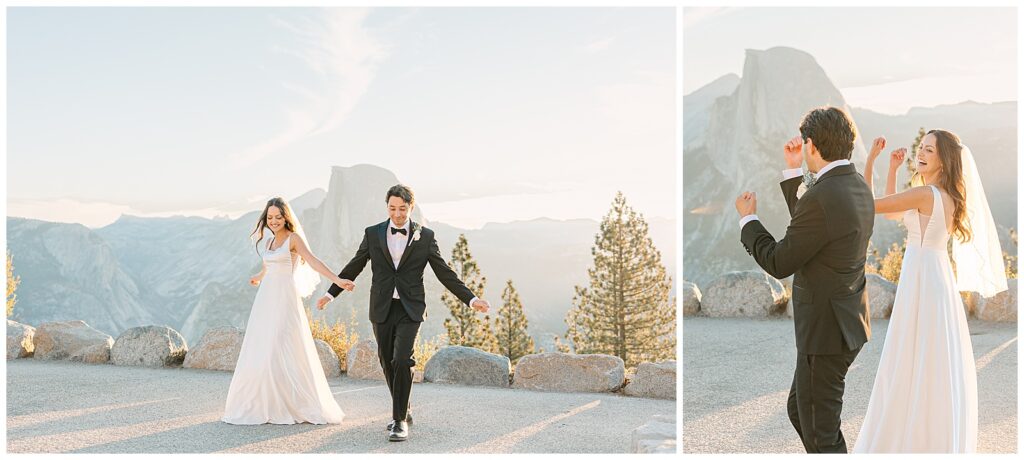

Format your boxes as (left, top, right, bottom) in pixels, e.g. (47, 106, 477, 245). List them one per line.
(388, 420, 409, 442)
(386, 412, 412, 431)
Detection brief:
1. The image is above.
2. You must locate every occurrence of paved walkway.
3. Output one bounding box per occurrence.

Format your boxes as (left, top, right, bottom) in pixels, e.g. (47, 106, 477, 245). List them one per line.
(683, 318, 1017, 453)
(7, 360, 674, 453)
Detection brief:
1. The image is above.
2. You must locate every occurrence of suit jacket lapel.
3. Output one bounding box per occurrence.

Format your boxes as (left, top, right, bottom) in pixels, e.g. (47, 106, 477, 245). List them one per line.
(396, 221, 417, 270)
(377, 220, 396, 269)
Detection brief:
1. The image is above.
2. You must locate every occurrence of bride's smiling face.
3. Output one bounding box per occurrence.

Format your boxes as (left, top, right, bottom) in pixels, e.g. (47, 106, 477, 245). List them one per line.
(266, 206, 286, 233)
(916, 134, 942, 176)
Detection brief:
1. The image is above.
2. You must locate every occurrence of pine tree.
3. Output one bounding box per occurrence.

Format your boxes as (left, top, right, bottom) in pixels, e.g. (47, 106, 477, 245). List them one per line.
(495, 280, 534, 364)
(906, 127, 927, 189)
(1004, 227, 1018, 279)
(7, 250, 20, 318)
(442, 234, 498, 352)
(565, 192, 675, 368)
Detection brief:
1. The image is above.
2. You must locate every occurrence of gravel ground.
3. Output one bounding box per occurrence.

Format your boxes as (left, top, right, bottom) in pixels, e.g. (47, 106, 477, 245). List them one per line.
(7, 360, 675, 453)
(683, 318, 1017, 453)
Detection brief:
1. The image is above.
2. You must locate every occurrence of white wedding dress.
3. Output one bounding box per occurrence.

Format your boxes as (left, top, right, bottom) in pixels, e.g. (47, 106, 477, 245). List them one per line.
(222, 233, 345, 425)
(854, 185, 977, 452)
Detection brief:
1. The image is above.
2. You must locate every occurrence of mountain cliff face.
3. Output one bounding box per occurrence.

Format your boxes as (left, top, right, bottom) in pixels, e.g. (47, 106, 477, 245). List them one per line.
(684, 47, 1017, 286)
(683, 47, 868, 285)
(7, 218, 156, 334)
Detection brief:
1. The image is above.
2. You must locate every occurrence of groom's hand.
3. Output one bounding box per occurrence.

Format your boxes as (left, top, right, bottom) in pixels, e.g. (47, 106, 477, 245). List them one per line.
(735, 191, 757, 217)
(471, 298, 490, 313)
(316, 295, 332, 310)
(784, 136, 804, 169)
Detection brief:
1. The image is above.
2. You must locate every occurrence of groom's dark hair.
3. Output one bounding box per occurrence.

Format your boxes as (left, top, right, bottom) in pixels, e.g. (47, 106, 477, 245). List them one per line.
(386, 184, 415, 206)
(799, 107, 857, 162)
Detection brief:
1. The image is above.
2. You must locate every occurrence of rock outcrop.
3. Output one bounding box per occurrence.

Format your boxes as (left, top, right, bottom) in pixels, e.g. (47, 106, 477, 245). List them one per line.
(682, 281, 701, 316)
(111, 325, 188, 367)
(423, 346, 510, 387)
(700, 271, 788, 317)
(33, 320, 113, 364)
(183, 326, 244, 371)
(314, 339, 341, 378)
(624, 361, 676, 400)
(346, 339, 385, 380)
(512, 352, 625, 393)
(631, 414, 677, 453)
(7, 320, 35, 359)
(976, 279, 1018, 322)
(867, 274, 897, 319)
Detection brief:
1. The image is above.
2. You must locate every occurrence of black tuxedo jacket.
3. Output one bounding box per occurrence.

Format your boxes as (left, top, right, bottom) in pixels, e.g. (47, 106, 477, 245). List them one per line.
(740, 164, 874, 355)
(328, 220, 476, 324)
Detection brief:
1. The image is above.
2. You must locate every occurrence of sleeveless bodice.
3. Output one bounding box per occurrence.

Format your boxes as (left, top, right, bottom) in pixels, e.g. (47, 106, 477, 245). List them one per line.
(263, 234, 298, 275)
(903, 185, 949, 251)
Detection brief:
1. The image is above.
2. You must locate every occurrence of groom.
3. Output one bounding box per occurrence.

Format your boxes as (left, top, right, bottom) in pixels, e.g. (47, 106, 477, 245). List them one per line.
(735, 107, 873, 453)
(317, 184, 490, 442)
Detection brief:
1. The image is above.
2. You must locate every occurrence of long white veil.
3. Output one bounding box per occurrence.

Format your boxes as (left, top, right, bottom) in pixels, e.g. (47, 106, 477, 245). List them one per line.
(952, 145, 1008, 298)
(290, 218, 321, 299)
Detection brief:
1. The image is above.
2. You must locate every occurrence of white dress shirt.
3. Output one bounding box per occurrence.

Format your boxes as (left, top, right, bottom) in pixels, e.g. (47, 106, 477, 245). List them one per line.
(387, 220, 410, 299)
(325, 220, 480, 307)
(740, 159, 851, 230)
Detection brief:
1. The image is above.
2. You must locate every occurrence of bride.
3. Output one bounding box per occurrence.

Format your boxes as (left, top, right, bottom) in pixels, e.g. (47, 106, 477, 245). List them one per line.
(222, 197, 356, 425)
(854, 131, 1007, 452)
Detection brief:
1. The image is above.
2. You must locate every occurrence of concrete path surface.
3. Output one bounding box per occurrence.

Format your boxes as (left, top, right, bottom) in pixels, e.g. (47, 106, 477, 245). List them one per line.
(7, 360, 675, 453)
(683, 318, 1017, 453)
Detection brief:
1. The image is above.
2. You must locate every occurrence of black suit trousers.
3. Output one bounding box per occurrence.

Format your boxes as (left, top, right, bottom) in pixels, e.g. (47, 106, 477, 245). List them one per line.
(372, 299, 421, 421)
(787, 345, 861, 453)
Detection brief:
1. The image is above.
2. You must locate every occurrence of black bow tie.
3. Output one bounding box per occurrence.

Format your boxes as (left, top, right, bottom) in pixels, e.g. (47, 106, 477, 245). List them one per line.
(391, 227, 407, 236)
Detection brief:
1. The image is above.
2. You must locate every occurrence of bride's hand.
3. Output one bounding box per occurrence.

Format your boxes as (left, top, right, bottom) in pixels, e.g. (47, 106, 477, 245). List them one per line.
(249, 275, 262, 286)
(889, 148, 906, 171)
(868, 136, 886, 161)
(335, 278, 355, 292)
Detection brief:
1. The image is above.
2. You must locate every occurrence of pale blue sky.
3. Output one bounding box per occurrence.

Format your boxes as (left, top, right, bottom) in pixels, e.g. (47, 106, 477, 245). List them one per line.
(685, 7, 1016, 114)
(8, 7, 676, 228)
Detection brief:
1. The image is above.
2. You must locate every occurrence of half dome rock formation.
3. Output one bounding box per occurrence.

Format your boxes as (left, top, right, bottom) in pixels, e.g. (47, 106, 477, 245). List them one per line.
(683, 47, 868, 285)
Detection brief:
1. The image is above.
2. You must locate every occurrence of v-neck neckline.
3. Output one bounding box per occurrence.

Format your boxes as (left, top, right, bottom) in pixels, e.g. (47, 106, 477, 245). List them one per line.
(268, 232, 291, 252)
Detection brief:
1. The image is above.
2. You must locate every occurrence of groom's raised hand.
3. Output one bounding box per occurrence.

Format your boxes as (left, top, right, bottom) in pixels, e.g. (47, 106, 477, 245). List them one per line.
(735, 191, 757, 217)
(471, 298, 490, 313)
(784, 135, 804, 169)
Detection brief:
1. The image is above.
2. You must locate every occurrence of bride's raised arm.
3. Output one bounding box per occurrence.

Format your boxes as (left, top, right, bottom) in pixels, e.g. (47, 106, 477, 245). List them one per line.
(289, 233, 355, 292)
(869, 146, 921, 219)
(864, 136, 886, 193)
(874, 184, 932, 216)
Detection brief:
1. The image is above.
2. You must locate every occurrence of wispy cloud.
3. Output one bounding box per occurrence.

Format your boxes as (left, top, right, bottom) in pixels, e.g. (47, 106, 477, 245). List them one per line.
(231, 9, 391, 168)
(683, 7, 743, 29)
(583, 36, 615, 54)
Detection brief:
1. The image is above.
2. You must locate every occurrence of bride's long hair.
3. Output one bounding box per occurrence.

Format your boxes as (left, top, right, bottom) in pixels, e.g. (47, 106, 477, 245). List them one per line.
(250, 197, 300, 256)
(914, 129, 971, 243)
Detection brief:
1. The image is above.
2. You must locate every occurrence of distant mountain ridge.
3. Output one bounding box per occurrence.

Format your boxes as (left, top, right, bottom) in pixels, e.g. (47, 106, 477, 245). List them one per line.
(683, 46, 1017, 286)
(8, 165, 674, 351)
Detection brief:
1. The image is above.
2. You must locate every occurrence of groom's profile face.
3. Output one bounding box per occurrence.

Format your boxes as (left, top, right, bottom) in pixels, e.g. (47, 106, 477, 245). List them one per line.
(802, 138, 823, 172)
(388, 196, 412, 227)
